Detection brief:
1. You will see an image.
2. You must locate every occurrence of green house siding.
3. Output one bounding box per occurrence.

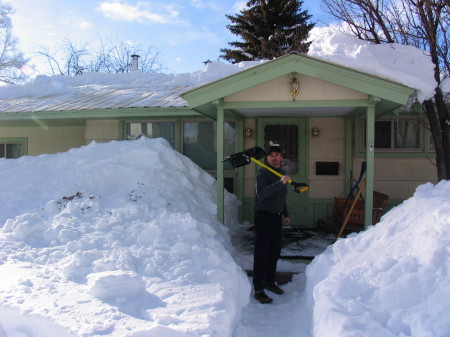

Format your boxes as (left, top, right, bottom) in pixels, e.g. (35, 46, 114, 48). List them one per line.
(1, 53, 427, 231)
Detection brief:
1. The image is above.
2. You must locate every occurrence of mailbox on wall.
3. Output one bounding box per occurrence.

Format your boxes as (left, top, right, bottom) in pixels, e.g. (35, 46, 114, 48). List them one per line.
(315, 162, 339, 175)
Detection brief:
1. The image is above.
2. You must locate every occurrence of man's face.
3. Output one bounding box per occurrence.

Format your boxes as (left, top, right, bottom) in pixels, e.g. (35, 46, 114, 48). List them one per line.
(267, 152, 283, 168)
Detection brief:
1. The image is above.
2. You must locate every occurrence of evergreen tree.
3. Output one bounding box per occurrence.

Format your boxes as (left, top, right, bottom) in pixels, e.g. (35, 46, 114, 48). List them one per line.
(221, 0, 315, 63)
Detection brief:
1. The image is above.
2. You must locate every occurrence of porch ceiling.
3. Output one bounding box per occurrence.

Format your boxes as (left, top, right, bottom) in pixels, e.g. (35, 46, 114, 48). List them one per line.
(194, 97, 402, 119)
(231, 106, 354, 117)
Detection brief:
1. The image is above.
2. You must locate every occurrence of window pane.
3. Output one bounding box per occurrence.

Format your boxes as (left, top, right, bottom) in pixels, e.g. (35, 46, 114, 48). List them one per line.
(429, 132, 435, 151)
(394, 120, 420, 148)
(264, 125, 298, 174)
(224, 177, 234, 193)
(183, 121, 236, 170)
(127, 123, 144, 139)
(7, 144, 21, 158)
(363, 119, 423, 152)
(375, 121, 391, 148)
(126, 122, 175, 148)
(0, 144, 4, 158)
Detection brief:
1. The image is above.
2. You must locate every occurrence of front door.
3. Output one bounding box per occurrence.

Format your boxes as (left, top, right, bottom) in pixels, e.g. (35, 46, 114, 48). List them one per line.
(257, 118, 309, 227)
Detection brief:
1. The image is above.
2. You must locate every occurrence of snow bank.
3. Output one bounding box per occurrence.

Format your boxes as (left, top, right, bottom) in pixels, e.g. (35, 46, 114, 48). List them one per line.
(308, 27, 437, 102)
(0, 138, 250, 337)
(305, 180, 450, 337)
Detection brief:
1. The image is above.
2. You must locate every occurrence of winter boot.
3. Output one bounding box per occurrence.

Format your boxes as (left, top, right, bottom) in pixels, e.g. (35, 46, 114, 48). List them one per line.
(254, 290, 273, 304)
(265, 284, 284, 294)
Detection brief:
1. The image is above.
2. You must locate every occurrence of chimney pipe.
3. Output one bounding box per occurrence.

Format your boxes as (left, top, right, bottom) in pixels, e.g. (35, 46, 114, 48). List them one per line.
(131, 54, 140, 71)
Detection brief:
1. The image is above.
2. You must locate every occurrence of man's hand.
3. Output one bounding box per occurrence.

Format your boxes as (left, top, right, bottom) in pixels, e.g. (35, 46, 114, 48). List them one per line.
(281, 175, 291, 184)
(284, 217, 291, 225)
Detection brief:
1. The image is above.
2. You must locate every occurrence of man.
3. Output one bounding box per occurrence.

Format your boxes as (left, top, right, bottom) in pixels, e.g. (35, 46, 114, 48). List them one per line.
(253, 146, 291, 304)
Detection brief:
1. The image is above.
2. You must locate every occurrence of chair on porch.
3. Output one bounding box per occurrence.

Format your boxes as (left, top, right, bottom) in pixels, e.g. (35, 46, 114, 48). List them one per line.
(317, 190, 389, 233)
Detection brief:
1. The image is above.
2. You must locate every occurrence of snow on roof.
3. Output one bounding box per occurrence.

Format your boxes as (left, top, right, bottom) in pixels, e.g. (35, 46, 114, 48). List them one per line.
(0, 29, 439, 114)
(0, 63, 261, 113)
(307, 28, 438, 102)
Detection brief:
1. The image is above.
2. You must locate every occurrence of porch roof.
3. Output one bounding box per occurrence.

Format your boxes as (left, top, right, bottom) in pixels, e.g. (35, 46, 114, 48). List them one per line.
(181, 53, 416, 119)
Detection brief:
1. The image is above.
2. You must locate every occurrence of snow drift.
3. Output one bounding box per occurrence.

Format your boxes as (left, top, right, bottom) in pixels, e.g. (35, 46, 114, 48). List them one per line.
(0, 138, 249, 337)
(1, 138, 449, 337)
(305, 180, 450, 337)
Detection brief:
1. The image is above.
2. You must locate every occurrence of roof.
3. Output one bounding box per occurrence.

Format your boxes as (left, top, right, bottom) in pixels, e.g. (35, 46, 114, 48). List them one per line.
(0, 54, 417, 119)
(0, 85, 190, 114)
(0, 63, 261, 115)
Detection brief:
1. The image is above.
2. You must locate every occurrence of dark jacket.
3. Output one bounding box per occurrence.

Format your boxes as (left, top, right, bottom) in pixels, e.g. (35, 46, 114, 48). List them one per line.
(254, 166, 289, 217)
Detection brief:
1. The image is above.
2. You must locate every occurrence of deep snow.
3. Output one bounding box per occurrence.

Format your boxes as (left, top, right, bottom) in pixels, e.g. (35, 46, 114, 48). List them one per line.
(0, 28, 449, 337)
(0, 138, 449, 337)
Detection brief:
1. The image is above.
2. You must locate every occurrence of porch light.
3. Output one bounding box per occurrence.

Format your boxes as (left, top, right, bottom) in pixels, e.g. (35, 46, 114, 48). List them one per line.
(312, 127, 319, 138)
(245, 128, 253, 138)
(289, 77, 300, 100)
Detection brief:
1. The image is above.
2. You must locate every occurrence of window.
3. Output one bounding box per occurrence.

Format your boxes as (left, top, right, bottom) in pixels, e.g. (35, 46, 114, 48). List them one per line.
(126, 121, 175, 148)
(183, 121, 236, 170)
(0, 139, 26, 159)
(363, 118, 421, 151)
(428, 132, 436, 152)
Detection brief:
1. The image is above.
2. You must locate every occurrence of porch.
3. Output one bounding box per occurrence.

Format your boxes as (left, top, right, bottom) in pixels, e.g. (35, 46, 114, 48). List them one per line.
(181, 53, 416, 230)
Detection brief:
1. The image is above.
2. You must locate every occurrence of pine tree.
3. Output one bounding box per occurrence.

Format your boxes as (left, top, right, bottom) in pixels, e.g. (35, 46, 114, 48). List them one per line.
(220, 0, 315, 63)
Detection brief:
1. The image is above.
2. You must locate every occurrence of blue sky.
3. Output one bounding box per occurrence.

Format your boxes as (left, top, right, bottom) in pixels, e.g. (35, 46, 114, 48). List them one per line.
(6, 0, 327, 75)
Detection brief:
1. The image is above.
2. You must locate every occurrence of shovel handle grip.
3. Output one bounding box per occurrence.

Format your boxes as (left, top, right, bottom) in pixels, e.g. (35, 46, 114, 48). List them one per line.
(292, 183, 309, 193)
(250, 157, 309, 193)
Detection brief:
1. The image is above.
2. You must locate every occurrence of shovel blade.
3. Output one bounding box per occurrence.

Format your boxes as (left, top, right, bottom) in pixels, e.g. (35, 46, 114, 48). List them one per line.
(223, 147, 266, 169)
(223, 151, 251, 168)
(244, 146, 266, 160)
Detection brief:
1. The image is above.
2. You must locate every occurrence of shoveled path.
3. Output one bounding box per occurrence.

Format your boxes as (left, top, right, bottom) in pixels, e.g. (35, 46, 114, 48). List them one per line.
(232, 271, 312, 337)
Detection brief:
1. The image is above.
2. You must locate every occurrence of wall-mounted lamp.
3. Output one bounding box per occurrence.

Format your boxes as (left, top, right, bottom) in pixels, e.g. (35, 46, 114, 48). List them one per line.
(289, 77, 300, 100)
(312, 127, 319, 138)
(245, 128, 253, 138)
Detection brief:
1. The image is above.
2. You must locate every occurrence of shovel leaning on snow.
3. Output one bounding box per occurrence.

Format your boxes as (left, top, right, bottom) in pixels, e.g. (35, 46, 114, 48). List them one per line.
(223, 146, 309, 193)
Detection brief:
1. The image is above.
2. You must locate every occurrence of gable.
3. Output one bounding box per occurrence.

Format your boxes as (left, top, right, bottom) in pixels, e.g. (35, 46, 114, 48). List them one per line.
(224, 74, 368, 102)
(182, 53, 416, 117)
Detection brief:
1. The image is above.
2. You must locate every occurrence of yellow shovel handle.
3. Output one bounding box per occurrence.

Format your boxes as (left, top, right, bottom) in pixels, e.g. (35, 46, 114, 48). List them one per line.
(250, 157, 309, 193)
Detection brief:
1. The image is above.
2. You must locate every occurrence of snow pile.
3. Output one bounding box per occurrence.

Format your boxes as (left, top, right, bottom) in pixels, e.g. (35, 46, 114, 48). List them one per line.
(308, 27, 437, 102)
(0, 138, 249, 337)
(0, 139, 449, 337)
(305, 180, 450, 337)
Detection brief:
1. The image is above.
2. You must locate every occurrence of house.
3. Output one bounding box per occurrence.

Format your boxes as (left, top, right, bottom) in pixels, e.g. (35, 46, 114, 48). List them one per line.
(0, 53, 437, 229)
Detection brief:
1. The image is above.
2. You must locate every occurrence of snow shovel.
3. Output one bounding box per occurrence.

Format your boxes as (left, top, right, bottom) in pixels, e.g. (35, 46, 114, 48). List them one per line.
(224, 147, 309, 193)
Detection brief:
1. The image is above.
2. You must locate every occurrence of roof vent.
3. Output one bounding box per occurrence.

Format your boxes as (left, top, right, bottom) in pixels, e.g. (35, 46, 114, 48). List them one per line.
(131, 54, 140, 71)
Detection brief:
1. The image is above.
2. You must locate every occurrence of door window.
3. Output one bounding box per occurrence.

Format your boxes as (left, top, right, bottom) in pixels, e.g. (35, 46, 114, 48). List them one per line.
(264, 124, 299, 175)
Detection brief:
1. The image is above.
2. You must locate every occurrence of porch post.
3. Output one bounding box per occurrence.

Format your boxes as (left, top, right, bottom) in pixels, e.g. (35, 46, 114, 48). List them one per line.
(365, 97, 379, 229)
(344, 118, 352, 197)
(216, 101, 225, 224)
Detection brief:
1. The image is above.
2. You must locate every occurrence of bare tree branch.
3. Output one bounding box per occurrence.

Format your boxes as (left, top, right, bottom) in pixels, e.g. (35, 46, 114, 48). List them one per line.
(321, 0, 450, 180)
(0, 1, 29, 84)
(35, 36, 164, 76)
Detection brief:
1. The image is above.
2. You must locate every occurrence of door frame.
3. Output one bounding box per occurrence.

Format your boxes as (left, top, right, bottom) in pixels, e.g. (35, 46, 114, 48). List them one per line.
(256, 117, 310, 227)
